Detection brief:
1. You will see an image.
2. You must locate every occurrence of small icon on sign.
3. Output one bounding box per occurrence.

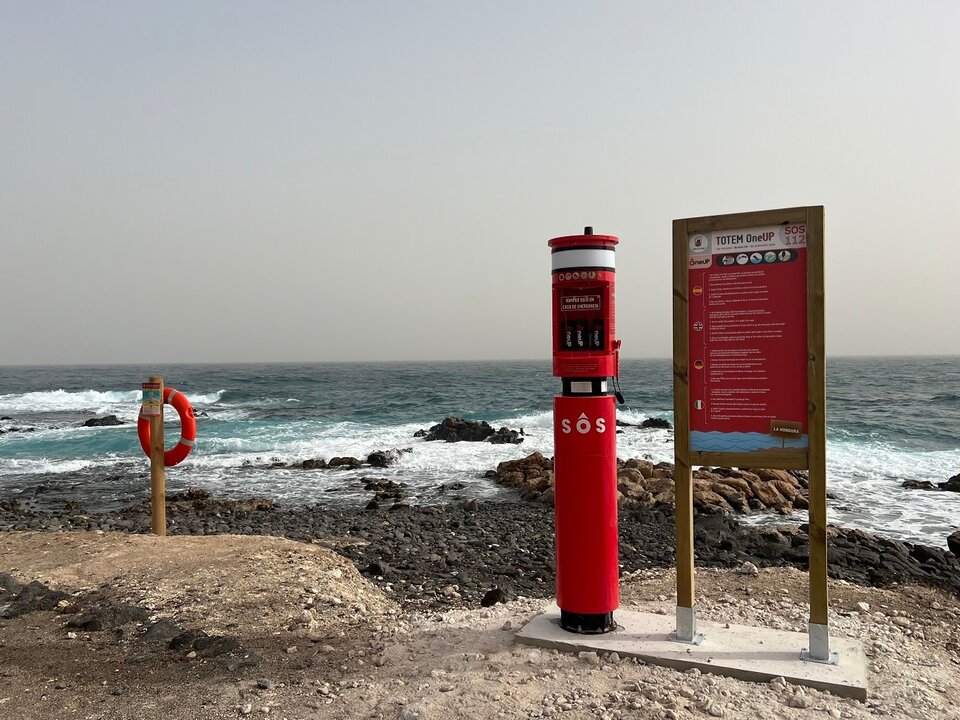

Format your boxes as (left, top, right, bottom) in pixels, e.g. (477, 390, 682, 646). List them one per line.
(572, 272, 581, 279)
(694, 400, 705, 410)
(693, 322, 703, 332)
(750, 252, 763, 264)
(689, 234, 709, 254)
(778, 250, 792, 262)
(692, 286, 703, 296)
(720, 255, 736, 266)
(564, 272, 573, 280)
(764, 251, 777, 263)
(736, 253, 749, 265)
(694, 360, 704, 370)
(588, 271, 596, 279)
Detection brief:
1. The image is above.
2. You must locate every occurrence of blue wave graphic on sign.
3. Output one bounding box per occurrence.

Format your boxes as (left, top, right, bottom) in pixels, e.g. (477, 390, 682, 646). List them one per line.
(690, 431, 809, 452)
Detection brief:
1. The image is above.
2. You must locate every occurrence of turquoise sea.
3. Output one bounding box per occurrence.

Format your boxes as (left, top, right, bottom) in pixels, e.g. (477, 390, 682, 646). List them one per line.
(1, 358, 958, 547)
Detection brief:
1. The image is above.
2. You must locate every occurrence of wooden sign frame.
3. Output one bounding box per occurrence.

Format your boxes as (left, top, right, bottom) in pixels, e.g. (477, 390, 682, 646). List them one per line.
(672, 206, 831, 661)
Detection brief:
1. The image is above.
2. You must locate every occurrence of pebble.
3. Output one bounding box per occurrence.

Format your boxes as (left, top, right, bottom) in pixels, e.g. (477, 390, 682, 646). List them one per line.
(256, 679, 271, 690)
(240, 704, 252, 715)
(738, 561, 760, 576)
(788, 693, 810, 709)
(857, 602, 871, 613)
(285, 646, 298, 654)
(439, 683, 455, 692)
(577, 651, 600, 665)
(698, 699, 724, 717)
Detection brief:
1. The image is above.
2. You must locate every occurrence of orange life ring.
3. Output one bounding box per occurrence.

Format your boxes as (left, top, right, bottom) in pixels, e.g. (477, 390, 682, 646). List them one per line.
(138, 387, 197, 467)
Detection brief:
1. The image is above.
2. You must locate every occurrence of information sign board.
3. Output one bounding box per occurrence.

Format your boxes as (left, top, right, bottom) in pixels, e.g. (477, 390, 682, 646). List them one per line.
(686, 223, 809, 453)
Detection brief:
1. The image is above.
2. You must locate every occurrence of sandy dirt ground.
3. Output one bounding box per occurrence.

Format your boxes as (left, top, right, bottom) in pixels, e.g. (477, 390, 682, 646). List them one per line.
(1, 531, 958, 720)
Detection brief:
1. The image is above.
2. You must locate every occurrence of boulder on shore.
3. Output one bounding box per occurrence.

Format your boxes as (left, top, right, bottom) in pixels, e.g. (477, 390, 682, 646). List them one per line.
(938, 473, 960, 492)
(902, 473, 960, 493)
(82, 415, 123, 427)
(488, 453, 806, 515)
(948, 530, 960, 557)
(417, 417, 523, 445)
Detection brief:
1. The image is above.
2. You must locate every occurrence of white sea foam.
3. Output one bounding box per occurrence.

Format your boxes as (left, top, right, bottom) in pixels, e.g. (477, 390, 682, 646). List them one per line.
(3, 401, 958, 547)
(0, 388, 225, 415)
(0, 456, 122, 475)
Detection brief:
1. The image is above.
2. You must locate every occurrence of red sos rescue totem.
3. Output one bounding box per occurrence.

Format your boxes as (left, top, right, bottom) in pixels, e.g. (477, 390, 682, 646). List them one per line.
(550, 227, 621, 634)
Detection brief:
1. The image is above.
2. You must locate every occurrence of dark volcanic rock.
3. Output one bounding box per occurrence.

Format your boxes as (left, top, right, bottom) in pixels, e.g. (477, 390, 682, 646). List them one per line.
(487, 427, 523, 445)
(2, 580, 70, 618)
(82, 415, 124, 427)
(194, 635, 241, 657)
(480, 587, 508, 607)
(167, 488, 210, 502)
(418, 417, 522, 444)
(902, 479, 936, 490)
(301, 458, 328, 470)
(939, 473, 960, 492)
(367, 450, 403, 468)
(948, 530, 960, 557)
(640, 417, 672, 430)
(170, 629, 209, 652)
(141, 619, 185, 643)
(364, 561, 392, 577)
(121, 493, 276, 518)
(67, 604, 149, 631)
(328, 456, 363, 470)
(0, 572, 24, 597)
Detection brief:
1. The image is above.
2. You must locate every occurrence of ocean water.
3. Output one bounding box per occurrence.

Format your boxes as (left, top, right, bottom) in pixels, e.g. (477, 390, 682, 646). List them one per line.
(0, 358, 958, 548)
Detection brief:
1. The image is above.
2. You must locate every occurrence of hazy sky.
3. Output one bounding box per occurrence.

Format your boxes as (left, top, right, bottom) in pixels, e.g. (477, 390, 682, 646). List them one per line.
(2, 1, 958, 364)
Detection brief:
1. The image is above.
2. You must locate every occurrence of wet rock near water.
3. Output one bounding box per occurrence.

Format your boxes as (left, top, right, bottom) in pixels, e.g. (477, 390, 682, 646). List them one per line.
(940, 473, 960, 492)
(299, 447, 411, 471)
(902, 472, 960, 492)
(489, 452, 808, 515)
(948, 530, 960, 556)
(416, 417, 523, 445)
(616, 418, 673, 430)
(82, 415, 124, 427)
(0, 425, 37, 435)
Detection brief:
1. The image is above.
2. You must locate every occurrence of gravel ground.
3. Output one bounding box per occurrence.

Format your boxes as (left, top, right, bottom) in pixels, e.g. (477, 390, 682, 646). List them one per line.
(1, 531, 958, 720)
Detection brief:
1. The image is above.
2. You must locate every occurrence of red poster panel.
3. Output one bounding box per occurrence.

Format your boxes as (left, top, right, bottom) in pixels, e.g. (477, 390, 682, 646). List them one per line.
(687, 224, 808, 452)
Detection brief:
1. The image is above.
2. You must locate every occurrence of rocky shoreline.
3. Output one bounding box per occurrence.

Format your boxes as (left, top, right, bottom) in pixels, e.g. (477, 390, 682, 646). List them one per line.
(2, 490, 958, 610)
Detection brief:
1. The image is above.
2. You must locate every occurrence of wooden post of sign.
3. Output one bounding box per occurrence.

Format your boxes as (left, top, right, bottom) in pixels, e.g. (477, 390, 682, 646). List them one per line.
(804, 207, 832, 662)
(672, 219, 700, 643)
(149, 375, 166, 536)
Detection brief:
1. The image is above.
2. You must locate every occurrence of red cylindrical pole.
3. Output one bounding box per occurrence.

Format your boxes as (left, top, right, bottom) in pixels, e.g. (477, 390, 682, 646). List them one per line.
(549, 227, 620, 633)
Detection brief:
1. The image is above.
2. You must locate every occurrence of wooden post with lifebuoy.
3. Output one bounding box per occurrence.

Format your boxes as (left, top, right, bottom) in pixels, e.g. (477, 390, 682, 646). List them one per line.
(146, 375, 166, 535)
(138, 377, 198, 537)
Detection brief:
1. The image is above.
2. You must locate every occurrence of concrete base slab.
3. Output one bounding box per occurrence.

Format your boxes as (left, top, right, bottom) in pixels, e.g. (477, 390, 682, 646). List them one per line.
(517, 606, 867, 700)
